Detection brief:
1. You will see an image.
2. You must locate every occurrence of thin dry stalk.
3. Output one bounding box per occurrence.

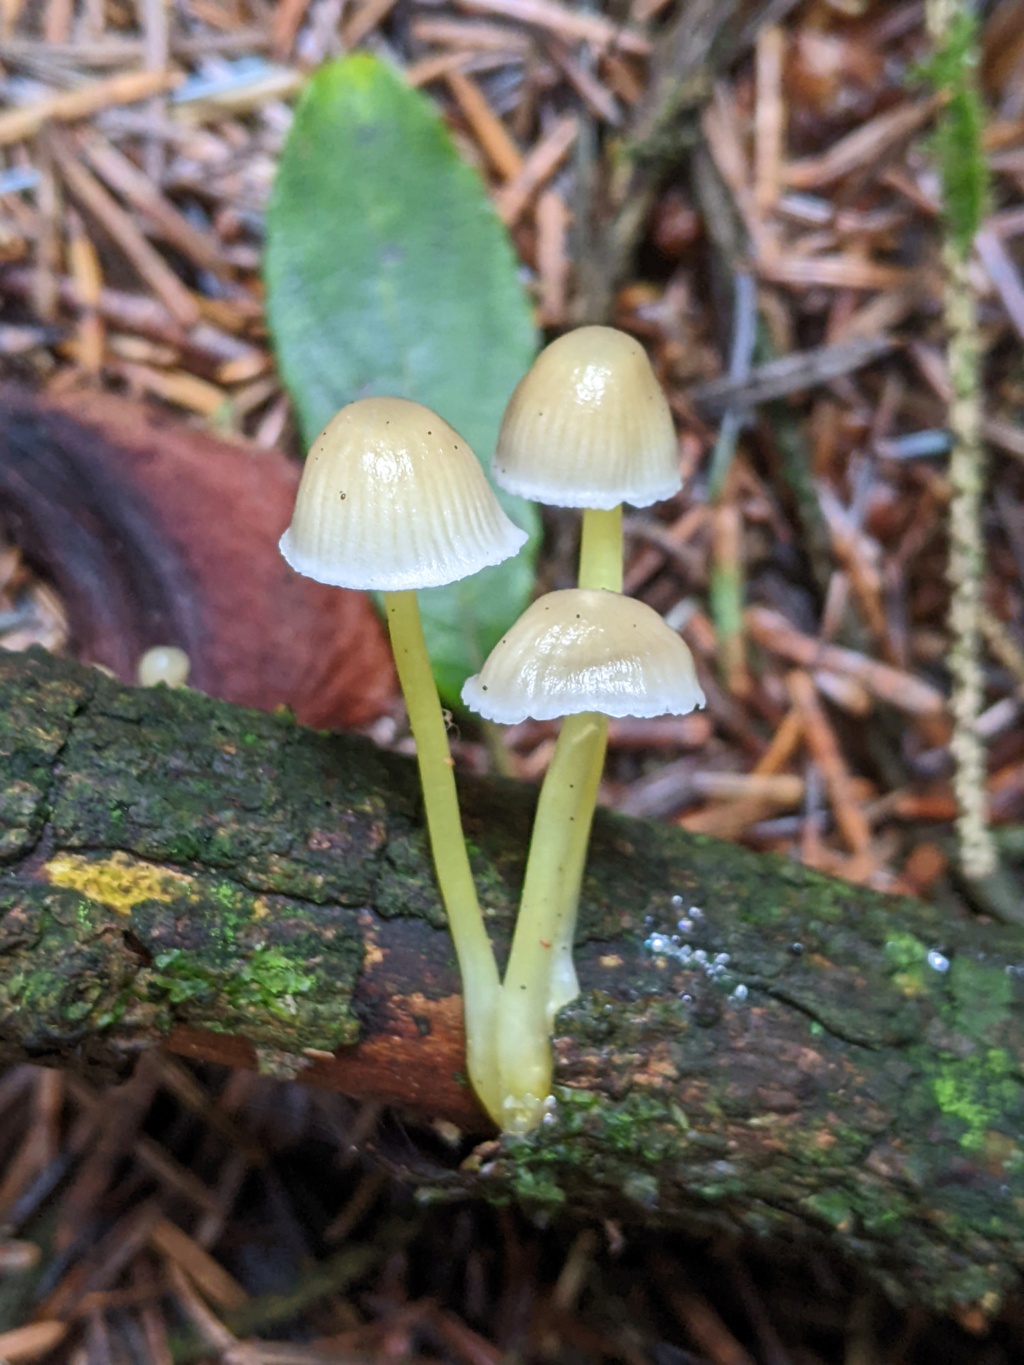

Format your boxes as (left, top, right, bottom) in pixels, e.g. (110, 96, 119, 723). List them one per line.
(0, 69, 180, 145)
(454, 0, 650, 56)
(446, 69, 523, 179)
(787, 669, 874, 876)
(747, 606, 947, 717)
(494, 112, 577, 223)
(927, 0, 998, 880)
(47, 130, 200, 326)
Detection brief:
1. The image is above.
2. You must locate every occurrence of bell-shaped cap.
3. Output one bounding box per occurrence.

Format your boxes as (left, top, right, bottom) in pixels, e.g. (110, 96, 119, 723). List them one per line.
(492, 326, 680, 510)
(280, 396, 528, 590)
(461, 588, 705, 723)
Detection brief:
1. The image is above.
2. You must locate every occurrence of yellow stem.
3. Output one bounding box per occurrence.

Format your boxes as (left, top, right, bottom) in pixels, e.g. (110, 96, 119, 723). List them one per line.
(498, 711, 608, 1133)
(384, 590, 501, 1122)
(554, 502, 621, 1003)
(578, 505, 624, 593)
(548, 712, 608, 1015)
(482, 719, 515, 778)
(496, 504, 625, 1132)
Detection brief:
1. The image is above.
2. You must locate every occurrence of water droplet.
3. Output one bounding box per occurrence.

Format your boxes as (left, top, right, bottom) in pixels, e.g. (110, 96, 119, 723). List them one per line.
(732, 983, 748, 1002)
(927, 949, 950, 973)
(671, 894, 684, 907)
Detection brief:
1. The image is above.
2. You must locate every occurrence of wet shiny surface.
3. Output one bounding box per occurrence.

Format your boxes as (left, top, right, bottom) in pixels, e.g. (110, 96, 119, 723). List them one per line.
(462, 588, 705, 722)
(493, 326, 680, 509)
(282, 396, 527, 590)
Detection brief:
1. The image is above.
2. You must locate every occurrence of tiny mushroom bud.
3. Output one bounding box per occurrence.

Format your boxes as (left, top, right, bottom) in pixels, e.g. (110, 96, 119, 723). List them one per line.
(280, 396, 528, 1126)
(137, 645, 191, 688)
(462, 589, 705, 1133)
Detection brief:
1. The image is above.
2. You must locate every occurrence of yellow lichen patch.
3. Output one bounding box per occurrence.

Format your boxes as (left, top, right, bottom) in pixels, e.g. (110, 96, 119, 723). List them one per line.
(44, 850, 192, 915)
(358, 910, 385, 969)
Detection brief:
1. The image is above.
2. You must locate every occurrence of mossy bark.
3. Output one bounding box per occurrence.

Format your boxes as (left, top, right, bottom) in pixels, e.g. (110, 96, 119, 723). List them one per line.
(1, 649, 1023, 1312)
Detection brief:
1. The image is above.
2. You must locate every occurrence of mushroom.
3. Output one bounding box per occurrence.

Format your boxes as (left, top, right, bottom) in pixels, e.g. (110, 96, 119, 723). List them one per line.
(462, 588, 705, 1132)
(492, 325, 679, 593)
(280, 395, 527, 1123)
(137, 645, 190, 688)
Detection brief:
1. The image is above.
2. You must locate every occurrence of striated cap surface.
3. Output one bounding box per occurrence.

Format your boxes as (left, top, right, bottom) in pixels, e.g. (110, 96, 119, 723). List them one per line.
(461, 588, 705, 722)
(280, 396, 527, 590)
(493, 326, 680, 510)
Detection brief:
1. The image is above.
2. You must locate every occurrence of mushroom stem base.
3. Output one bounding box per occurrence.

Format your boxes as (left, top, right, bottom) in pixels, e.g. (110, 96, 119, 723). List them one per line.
(497, 709, 608, 1133)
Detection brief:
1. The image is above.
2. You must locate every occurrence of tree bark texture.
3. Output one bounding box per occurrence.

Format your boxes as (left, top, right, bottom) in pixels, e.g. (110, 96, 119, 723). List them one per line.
(1, 649, 1022, 1313)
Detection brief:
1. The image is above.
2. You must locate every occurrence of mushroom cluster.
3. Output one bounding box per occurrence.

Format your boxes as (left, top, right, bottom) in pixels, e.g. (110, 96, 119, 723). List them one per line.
(279, 329, 704, 1135)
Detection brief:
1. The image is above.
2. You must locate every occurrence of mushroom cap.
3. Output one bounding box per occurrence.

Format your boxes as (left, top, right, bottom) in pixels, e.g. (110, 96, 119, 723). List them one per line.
(461, 588, 705, 723)
(492, 326, 680, 510)
(280, 396, 528, 590)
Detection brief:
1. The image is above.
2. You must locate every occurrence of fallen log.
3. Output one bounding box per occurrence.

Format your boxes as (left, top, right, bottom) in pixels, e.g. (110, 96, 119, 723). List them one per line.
(1, 647, 1022, 1312)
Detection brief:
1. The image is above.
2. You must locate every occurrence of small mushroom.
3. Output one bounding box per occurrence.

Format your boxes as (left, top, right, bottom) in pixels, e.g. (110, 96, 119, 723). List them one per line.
(492, 325, 679, 593)
(280, 395, 527, 1123)
(137, 645, 191, 688)
(462, 589, 705, 1132)
(462, 589, 704, 723)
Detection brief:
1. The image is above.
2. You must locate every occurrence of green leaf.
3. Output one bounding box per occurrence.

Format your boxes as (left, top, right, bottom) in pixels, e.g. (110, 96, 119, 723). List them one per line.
(265, 53, 539, 704)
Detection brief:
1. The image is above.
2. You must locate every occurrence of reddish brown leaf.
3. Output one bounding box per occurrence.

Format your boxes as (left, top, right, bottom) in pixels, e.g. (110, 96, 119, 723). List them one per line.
(0, 385, 397, 728)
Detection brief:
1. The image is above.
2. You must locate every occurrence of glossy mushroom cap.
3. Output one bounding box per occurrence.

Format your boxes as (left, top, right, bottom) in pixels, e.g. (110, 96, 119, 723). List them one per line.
(280, 396, 527, 590)
(461, 588, 705, 723)
(492, 326, 680, 510)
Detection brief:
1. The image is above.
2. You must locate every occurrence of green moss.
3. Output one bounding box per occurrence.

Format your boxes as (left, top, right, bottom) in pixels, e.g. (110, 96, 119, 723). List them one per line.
(0, 652, 93, 861)
(947, 956, 1012, 1044)
(212, 881, 239, 910)
(131, 881, 363, 1054)
(933, 1048, 1021, 1153)
(499, 1161, 567, 1212)
(804, 1190, 853, 1231)
(0, 883, 141, 1062)
(921, 9, 989, 256)
(51, 681, 392, 909)
(497, 1086, 695, 1215)
(883, 931, 930, 996)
